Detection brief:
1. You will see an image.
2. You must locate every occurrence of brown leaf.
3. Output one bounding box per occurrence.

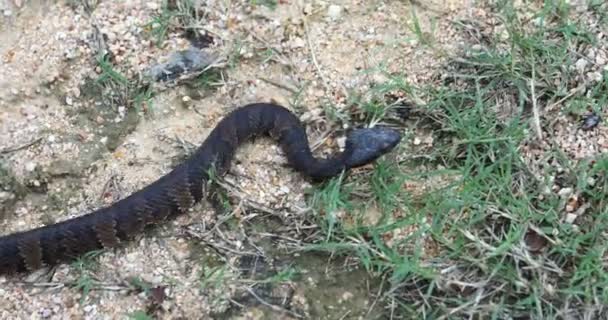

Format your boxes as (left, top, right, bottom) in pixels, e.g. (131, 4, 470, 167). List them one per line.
(149, 286, 167, 305)
(524, 230, 548, 253)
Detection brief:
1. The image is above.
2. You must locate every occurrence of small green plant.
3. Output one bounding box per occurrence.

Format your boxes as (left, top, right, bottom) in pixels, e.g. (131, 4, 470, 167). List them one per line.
(406, 7, 435, 46)
(191, 69, 223, 91)
(144, 2, 176, 47)
(199, 265, 228, 290)
(127, 310, 154, 320)
(261, 266, 299, 284)
(227, 38, 245, 70)
(70, 250, 104, 304)
(310, 172, 352, 241)
(128, 276, 153, 294)
(250, 0, 278, 10)
(144, 0, 205, 47)
(96, 54, 129, 86)
(94, 53, 155, 114)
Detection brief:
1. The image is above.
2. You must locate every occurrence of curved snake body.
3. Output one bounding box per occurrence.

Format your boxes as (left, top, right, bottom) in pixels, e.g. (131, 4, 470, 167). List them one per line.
(0, 103, 400, 275)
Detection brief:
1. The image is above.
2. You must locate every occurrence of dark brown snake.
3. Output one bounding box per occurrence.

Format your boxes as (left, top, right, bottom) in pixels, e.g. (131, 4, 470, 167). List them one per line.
(0, 103, 401, 275)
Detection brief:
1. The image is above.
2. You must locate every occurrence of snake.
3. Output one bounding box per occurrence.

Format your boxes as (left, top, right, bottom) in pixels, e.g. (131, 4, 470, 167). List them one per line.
(0, 103, 401, 275)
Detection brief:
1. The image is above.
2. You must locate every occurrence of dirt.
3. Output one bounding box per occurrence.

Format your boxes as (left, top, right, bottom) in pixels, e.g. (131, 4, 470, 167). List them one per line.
(0, 0, 481, 319)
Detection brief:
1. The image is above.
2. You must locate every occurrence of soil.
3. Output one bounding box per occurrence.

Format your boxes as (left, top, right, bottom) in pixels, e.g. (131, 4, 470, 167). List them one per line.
(4, 0, 605, 319)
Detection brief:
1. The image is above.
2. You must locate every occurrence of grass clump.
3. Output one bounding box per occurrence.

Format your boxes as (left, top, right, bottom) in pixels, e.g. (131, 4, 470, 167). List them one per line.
(303, 1, 608, 318)
(144, 0, 209, 47)
(93, 53, 155, 115)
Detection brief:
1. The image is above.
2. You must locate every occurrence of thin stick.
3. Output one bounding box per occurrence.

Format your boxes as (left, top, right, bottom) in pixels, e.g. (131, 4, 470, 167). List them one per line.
(244, 286, 305, 319)
(530, 64, 542, 140)
(302, 17, 331, 94)
(530, 65, 543, 140)
(366, 275, 386, 317)
(0, 137, 42, 154)
(259, 77, 298, 94)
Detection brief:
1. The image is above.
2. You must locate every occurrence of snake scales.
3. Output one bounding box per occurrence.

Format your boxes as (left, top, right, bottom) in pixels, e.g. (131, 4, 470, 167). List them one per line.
(0, 103, 401, 275)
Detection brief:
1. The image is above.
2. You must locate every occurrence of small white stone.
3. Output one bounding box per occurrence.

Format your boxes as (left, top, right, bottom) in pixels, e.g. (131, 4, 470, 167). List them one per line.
(40, 308, 52, 318)
(557, 187, 572, 198)
(337, 136, 346, 149)
(291, 37, 305, 48)
(327, 5, 342, 20)
(303, 3, 313, 15)
(565, 213, 577, 224)
(0, 191, 11, 200)
(341, 291, 354, 302)
(25, 162, 37, 172)
(574, 58, 588, 73)
(48, 135, 56, 143)
(588, 71, 603, 82)
(147, 2, 160, 10)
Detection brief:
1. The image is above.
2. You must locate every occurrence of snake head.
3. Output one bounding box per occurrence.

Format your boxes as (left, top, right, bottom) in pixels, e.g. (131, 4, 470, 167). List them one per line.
(344, 127, 401, 168)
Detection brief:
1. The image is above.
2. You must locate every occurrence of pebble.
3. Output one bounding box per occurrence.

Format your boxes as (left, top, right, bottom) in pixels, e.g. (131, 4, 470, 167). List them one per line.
(25, 162, 37, 172)
(557, 187, 572, 198)
(291, 37, 305, 48)
(574, 58, 588, 73)
(327, 5, 342, 20)
(40, 308, 52, 318)
(278, 185, 290, 194)
(587, 71, 603, 82)
(336, 136, 346, 149)
(565, 213, 577, 224)
(0, 191, 13, 201)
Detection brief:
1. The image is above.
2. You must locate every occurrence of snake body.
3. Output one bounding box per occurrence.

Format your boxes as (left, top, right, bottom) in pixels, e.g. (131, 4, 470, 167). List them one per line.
(0, 103, 401, 275)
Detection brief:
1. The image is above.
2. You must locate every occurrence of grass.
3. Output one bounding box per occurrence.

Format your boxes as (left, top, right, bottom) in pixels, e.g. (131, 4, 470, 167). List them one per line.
(406, 6, 436, 47)
(127, 311, 154, 320)
(299, 1, 608, 318)
(145, 5, 176, 47)
(249, 0, 278, 10)
(144, 0, 206, 47)
(70, 250, 105, 304)
(199, 265, 229, 290)
(185, 68, 224, 92)
(93, 53, 155, 114)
